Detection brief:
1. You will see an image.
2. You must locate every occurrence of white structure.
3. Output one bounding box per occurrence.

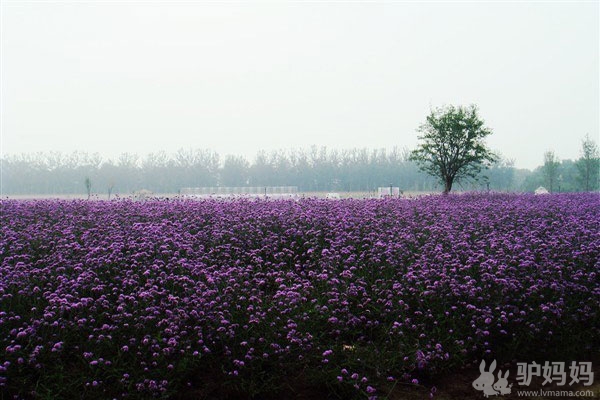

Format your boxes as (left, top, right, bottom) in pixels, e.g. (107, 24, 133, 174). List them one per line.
(325, 192, 341, 200)
(181, 186, 298, 199)
(534, 186, 549, 195)
(378, 186, 402, 198)
(133, 189, 153, 200)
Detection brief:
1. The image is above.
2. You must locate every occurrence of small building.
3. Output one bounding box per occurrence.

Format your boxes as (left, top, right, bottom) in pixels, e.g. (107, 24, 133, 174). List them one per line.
(534, 186, 549, 195)
(378, 187, 402, 198)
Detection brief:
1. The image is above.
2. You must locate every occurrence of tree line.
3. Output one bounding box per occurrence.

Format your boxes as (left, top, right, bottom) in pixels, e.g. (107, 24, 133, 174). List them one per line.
(0, 143, 597, 196)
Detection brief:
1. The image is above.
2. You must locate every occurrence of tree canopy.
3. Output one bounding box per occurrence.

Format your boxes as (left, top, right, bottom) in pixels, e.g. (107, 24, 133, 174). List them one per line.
(410, 105, 497, 193)
(542, 151, 560, 193)
(576, 134, 599, 191)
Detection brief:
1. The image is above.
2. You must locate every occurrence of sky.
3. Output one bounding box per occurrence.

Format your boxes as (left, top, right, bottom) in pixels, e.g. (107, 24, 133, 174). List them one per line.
(1, 1, 598, 170)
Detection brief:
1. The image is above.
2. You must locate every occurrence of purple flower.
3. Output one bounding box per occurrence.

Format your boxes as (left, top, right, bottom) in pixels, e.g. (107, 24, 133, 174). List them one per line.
(0, 194, 597, 398)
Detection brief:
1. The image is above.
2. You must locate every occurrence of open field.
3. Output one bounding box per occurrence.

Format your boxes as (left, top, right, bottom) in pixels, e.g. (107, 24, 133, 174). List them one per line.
(1, 193, 599, 399)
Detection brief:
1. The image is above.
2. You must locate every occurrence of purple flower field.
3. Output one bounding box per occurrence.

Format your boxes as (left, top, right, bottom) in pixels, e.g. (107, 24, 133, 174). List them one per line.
(1, 193, 599, 399)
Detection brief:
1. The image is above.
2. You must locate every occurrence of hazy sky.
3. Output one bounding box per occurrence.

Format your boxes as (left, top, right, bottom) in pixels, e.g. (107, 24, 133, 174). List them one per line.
(1, 1, 598, 170)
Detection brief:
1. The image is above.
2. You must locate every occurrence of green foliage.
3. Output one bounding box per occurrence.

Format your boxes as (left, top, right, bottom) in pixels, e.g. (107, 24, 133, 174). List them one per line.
(576, 134, 600, 191)
(410, 105, 497, 193)
(480, 157, 516, 192)
(220, 155, 250, 186)
(0, 148, 439, 195)
(542, 151, 560, 193)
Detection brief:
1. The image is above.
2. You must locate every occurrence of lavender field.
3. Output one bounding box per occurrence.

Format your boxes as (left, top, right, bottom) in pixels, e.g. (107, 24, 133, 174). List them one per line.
(1, 194, 599, 399)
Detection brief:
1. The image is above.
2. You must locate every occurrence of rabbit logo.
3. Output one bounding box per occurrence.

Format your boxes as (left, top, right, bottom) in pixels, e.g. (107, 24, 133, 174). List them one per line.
(472, 360, 512, 397)
(493, 370, 513, 395)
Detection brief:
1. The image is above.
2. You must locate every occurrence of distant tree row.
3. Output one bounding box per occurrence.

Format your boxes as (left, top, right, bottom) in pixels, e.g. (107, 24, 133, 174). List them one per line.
(525, 134, 599, 193)
(0, 141, 596, 196)
(0, 146, 520, 196)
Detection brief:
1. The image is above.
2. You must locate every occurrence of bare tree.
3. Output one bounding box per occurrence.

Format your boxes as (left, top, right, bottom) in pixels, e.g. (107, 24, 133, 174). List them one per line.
(107, 180, 115, 200)
(84, 177, 92, 199)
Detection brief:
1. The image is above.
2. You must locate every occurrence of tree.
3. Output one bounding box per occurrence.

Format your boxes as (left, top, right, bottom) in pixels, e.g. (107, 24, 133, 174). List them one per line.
(576, 134, 599, 191)
(410, 105, 497, 194)
(542, 151, 560, 192)
(84, 177, 92, 199)
(107, 180, 115, 200)
(485, 156, 515, 192)
(220, 155, 249, 187)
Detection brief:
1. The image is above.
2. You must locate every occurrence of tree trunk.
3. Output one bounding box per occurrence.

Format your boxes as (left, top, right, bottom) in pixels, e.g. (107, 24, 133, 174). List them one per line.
(443, 178, 453, 194)
(586, 167, 590, 191)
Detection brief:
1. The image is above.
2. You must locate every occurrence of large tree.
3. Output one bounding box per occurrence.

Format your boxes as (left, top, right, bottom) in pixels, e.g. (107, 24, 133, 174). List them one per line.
(410, 105, 497, 193)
